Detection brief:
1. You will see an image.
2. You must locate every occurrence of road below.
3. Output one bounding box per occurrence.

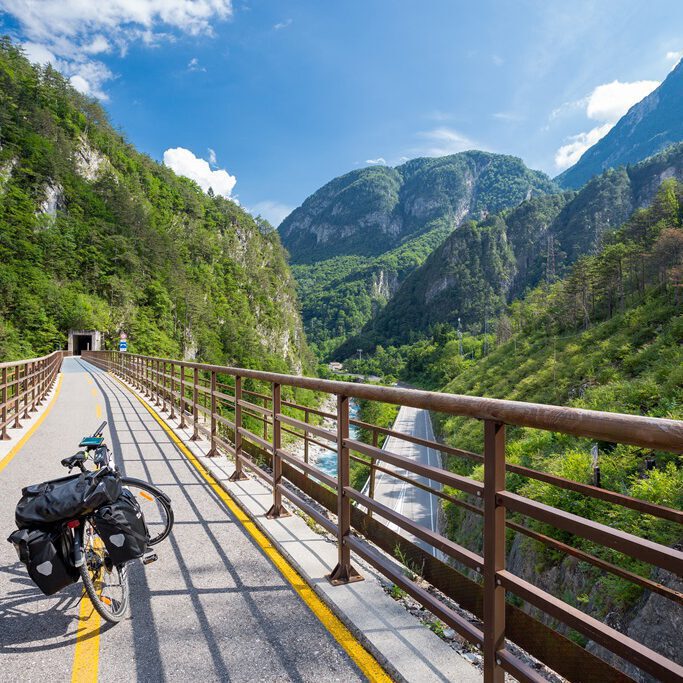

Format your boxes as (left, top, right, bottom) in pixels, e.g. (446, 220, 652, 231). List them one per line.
(364, 405, 442, 557)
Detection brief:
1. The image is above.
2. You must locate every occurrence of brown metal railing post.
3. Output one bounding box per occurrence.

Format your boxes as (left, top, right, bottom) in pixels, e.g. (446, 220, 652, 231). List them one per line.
(169, 362, 176, 420)
(328, 395, 363, 585)
(229, 376, 247, 481)
(266, 382, 289, 518)
(161, 360, 168, 412)
(483, 419, 506, 683)
(303, 408, 309, 474)
(21, 364, 30, 419)
(190, 367, 199, 440)
(368, 430, 379, 519)
(154, 359, 161, 406)
(207, 370, 217, 456)
(1, 367, 9, 440)
(178, 365, 187, 428)
(12, 366, 21, 429)
(28, 362, 36, 412)
(35, 360, 44, 406)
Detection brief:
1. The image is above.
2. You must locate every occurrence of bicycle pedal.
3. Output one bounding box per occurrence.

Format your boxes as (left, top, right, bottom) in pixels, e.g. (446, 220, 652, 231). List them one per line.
(142, 551, 158, 565)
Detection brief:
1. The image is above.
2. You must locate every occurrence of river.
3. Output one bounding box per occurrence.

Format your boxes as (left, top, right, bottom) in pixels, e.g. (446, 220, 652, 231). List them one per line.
(309, 398, 360, 477)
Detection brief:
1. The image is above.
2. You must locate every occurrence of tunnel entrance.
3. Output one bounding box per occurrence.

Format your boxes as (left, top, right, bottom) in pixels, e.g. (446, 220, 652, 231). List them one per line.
(68, 330, 102, 356)
(73, 335, 91, 355)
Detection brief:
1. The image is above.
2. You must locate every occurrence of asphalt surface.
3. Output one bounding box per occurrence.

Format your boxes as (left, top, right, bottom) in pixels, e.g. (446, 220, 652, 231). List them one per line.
(366, 406, 443, 557)
(0, 357, 365, 682)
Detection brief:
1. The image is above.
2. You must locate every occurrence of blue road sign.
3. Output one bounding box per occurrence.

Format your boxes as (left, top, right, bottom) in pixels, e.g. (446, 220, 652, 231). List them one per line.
(119, 340, 128, 352)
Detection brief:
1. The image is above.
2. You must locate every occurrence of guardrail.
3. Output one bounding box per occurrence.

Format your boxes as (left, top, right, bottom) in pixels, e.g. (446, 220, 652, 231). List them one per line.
(0, 351, 63, 438)
(83, 350, 683, 683)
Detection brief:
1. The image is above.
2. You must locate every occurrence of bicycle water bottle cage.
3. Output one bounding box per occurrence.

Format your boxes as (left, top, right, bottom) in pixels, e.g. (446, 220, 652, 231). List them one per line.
(79, 436, 104, 451)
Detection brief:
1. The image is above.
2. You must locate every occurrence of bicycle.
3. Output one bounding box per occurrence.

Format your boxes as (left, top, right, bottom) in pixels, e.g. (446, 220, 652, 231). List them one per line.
(60, 421, 174, 623)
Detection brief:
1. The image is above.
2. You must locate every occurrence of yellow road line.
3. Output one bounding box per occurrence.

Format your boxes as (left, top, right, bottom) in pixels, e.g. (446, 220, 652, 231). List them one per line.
(91, 388, 98, 398)
(87, 378, 93, 385)
(111, 373, 391, 683)
(71, 390, 109, 681)
(0, 374, 63, 475)
(71, 594, 101, 683)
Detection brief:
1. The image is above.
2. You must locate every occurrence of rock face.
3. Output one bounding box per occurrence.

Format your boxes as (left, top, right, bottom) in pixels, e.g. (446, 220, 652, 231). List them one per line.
(586, 566, 683, 682)
(558, 59, 683, 189)
(75, 136, 109, 180)
(283, 152, 557, 351)
(505, 533, 683, 682)
(38, 181, 65, 217)
(280, 152, 557, 264)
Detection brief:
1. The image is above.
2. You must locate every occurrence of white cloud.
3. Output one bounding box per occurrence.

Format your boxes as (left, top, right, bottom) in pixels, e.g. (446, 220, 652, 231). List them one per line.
(21, 41, 57, 65)
(554, 78, 659, 170)
(493, 111, 524, 122)
(1, 0, 232, 98)
(667, 50, 683, 64)
(274, 19, 292, 30)
(585, 80, 659, 123)
(414, 127, 480, 156)
(207, 147, 217, 165)
(163, 147, 236, 198)
(249, 201, 293, 227)
(83, 34, 111, 55)
(554, 123, 612, 171)
(187, 56, 206, 72)
(365, 158, 386, 165)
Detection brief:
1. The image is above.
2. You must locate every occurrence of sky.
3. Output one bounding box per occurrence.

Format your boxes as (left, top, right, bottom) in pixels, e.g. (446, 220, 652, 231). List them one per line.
(1, 1, 683, 226)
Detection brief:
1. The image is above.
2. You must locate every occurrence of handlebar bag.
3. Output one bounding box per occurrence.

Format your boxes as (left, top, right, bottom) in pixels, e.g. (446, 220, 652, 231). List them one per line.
(93, 489, 149, 565)
(7, 526, 79, 595)
(15, 470, 122, 528)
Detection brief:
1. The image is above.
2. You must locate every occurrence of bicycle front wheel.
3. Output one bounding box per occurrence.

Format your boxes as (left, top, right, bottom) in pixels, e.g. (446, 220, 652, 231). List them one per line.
(80, 520, 129, 623)
(121, 477, 174, 546)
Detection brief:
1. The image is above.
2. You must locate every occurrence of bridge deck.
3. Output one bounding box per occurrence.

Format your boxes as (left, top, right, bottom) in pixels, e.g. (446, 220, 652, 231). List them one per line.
(0, 358, 366, 682)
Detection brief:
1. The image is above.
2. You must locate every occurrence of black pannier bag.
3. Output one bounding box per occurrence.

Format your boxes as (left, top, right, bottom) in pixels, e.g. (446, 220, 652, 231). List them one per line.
(94, 489, 149, 565)
(15, 470, 122, 529)
(7, 526, 79, 595)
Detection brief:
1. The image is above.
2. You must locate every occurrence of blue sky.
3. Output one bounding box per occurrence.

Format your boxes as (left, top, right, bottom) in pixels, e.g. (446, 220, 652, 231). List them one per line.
(1, 1, 683, 225)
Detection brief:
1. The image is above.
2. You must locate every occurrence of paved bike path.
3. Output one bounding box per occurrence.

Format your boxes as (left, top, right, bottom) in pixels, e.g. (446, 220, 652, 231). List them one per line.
(0, 357, 366, 682)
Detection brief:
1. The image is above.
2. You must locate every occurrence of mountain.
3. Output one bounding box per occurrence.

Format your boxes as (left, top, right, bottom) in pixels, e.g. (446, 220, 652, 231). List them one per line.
(557, 59, 683, 189)
(425, 185, 683, 671)
(281, 152, 558, 355)
(0, 39, 309, 372)
(343, 143, 683, 351)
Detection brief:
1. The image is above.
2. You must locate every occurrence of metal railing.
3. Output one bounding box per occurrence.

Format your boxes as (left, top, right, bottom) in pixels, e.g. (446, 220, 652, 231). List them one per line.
(0, 351, 63, 439)
(83, 350, 683, 683)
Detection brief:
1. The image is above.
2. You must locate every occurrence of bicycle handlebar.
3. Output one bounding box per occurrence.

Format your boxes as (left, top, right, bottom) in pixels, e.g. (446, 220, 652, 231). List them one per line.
(92, 421, 107, 437)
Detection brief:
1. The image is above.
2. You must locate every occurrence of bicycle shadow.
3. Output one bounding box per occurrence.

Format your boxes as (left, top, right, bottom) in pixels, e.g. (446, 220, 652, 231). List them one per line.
(0, 561, 114, 653)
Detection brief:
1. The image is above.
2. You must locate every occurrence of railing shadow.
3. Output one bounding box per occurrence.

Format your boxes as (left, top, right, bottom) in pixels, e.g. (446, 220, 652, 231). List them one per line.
(82, 359, 339, 683)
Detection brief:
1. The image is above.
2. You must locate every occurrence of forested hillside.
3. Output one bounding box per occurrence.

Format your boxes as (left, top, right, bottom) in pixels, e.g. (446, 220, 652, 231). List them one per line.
(558, 58, 683, 189)
(0, 39, 310, 371)
(343, 144, 683, 352)
(281, 152, 557, 356)
(343, 181, 683, 655)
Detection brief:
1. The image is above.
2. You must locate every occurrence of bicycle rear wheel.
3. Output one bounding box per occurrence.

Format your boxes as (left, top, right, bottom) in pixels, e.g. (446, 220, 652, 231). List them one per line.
(121, 477, 174, 546)
(80, 520, 129, 623)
